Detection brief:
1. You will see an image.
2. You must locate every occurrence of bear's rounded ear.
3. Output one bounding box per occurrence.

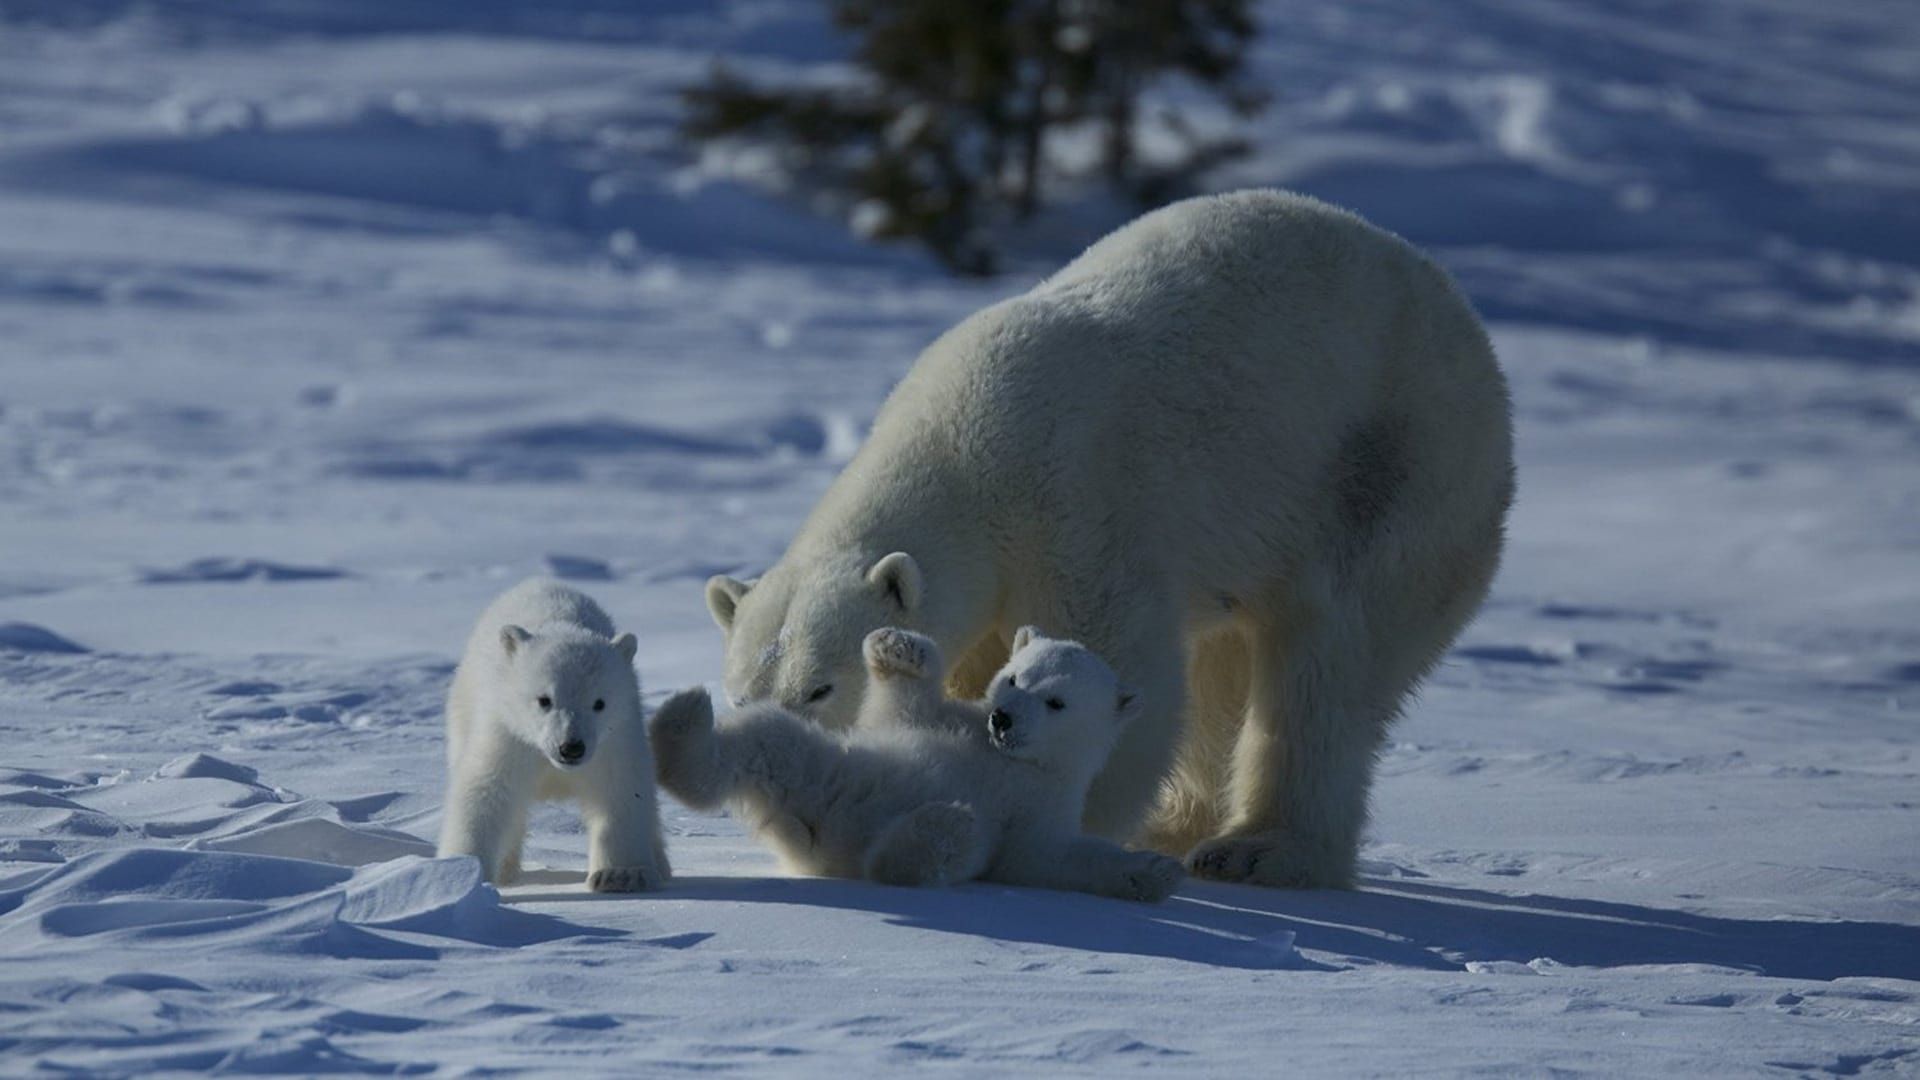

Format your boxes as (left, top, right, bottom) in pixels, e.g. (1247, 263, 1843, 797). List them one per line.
(867, 552, 922, 613)
(1010, 625, 1043, 654)
(1115, 685, 1143, 726)
(705, 575, 751, 632)
(611, 632, 639, 664)
(500, 625, 533, 657)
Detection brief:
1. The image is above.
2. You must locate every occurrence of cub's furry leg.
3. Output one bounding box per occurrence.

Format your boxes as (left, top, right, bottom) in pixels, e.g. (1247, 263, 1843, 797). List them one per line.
(578, 736, 671, 892)
(863, 801, 986, 886)
(650, 689, 849, 877)
(649, 687, 734, 811)
(437, 732, 541, 885)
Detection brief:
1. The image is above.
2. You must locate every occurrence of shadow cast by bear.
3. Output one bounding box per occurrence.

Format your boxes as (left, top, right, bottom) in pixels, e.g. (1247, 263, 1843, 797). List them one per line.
(1202, 877, 1920, 982)
(521, 873, 1325, 971)
(519, 871, 1920, 980)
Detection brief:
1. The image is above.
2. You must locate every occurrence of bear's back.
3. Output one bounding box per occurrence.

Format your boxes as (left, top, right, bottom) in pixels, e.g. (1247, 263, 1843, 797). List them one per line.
(1040, 189, 1427, 305)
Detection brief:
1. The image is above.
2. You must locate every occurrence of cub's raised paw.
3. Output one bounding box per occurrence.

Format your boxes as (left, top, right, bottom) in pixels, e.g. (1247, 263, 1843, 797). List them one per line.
(862, 627, 934, 679)
(1115, 852, 1186, 903)
(587, 865, 664, 893)
(650, 687, 715, 737)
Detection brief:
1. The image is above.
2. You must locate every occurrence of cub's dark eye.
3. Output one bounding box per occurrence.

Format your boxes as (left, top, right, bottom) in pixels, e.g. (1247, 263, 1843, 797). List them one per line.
(592, 699, 605, 712)
(1007, 673, 1017, 688)
(1046, 697, 1065, 711)
(806, 684, 834, 703)
(536, 695, 553, 711)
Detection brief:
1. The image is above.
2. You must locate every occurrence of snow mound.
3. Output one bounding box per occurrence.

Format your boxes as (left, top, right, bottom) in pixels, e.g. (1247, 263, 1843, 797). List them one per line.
(7, 755, 431, 871)
(192, 816, 434, 867)
(341, 855, 593, 945)
(137, 557, 346, 584)
(0, 848, 591, 957)
(153, 752, 261, 784)
(40, 100, 916, 267)
(0, 751, 603, 972)
(541, 553, 614, 581)
(332, 410, 839, 484)
(0, 621, 89, 653)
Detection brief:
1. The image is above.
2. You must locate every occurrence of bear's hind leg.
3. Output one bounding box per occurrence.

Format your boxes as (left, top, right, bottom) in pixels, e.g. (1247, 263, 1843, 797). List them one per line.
(863, 801, 986, 887)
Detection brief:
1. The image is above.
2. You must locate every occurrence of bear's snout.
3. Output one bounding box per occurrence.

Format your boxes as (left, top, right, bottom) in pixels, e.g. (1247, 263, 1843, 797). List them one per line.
(544, 721, 594, 769)
(987, 708, 1016, 748)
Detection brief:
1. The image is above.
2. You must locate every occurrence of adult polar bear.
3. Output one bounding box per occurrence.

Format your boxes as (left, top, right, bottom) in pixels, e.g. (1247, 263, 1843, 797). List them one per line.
(707, 190, 1513, 888)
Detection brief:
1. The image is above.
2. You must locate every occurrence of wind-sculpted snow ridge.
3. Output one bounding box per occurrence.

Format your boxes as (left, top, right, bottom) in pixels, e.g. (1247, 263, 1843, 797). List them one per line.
(0, 755, 630, 1073)
(0, 847, 589, 956)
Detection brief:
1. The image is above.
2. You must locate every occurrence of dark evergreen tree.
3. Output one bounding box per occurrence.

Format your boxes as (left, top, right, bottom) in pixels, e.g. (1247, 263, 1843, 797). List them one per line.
(683, 0, 1263, 275)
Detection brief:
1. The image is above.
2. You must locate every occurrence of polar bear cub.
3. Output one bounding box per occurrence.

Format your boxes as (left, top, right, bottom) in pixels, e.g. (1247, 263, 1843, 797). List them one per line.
(438, 578, 669, 892)
(651, 626, 1184, 902)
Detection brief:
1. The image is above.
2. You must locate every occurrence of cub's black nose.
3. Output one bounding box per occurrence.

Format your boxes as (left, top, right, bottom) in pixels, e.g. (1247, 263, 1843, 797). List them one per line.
(987, 709, 1012, 735)
(558, 740, 586, 764)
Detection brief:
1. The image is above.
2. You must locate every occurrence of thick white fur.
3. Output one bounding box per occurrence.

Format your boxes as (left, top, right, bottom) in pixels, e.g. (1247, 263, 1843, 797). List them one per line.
(706, 190, 1514, 888)
(651, 628, 1185, 902)
(438, 578, 669, 892)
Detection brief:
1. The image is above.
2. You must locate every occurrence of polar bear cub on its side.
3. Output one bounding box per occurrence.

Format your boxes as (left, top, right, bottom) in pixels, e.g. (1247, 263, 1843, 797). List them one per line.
(651, 626, 1184, 902)
(438, 578, 669, 892)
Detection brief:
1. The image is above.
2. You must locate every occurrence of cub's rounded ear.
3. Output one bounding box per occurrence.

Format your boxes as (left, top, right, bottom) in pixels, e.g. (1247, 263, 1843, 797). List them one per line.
(1010, 625, 1044, 654)
(705, 575, 751, 632)
(1115, 685, 1143, 725)
(611, 632, 639, 664)
(867, 552, 922, 613)
(500, 625, 533, 657)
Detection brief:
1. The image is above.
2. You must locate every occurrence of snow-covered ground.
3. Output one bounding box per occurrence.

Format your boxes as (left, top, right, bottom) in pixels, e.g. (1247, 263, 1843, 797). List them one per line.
(2, 1, 1917, 1074)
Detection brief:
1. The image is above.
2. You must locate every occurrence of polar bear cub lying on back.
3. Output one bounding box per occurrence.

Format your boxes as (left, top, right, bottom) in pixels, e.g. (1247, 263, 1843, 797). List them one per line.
(651, 626, 1184, 902)
(438, 578, 669, 892)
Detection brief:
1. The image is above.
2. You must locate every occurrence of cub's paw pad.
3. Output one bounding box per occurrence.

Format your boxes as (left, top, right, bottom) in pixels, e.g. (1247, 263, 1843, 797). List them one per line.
(1119, 853, 1186, 902)
(587, 866, 663, 893)
(867, 802, 977, 887)
(908, 802, 976, 865)
(862, 628, 932, 678)
(1186, 835, 1334, 889)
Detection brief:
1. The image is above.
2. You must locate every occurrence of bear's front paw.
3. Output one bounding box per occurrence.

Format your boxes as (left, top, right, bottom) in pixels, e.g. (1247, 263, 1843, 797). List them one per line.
(1186, 832, 1351, 889)
(586, 865, 664, 893)
(862, 627, 932, 680)
(1113, 852, 1185, 903)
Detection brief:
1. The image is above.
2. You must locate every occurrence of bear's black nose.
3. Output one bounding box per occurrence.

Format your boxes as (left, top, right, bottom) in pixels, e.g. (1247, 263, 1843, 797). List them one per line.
(558, 740, 586, 764)
(987, 709, 1012, 735)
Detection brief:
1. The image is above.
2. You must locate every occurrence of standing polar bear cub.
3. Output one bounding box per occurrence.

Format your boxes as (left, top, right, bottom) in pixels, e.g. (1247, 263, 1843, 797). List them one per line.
(707, 190, 1514, 889)
(651, 627, 1185, 902)
(438, 578, 669, 892)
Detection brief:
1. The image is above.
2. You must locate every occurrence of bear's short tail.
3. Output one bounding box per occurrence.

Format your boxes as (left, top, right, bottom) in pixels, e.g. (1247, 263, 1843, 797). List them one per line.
(649, 687, 734, 811)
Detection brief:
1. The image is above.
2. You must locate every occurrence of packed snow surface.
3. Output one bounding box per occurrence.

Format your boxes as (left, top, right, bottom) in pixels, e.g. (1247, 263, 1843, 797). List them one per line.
(2, 1, 1917, 1074)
